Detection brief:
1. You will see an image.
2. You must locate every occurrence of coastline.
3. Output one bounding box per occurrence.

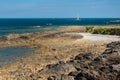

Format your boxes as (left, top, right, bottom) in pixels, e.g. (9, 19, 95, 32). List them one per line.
(0, 26, 120, 80)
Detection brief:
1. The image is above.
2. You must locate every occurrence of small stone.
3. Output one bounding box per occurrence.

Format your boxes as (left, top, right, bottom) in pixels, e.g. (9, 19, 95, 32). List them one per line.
(52, 48, 56, 51)
(47, 76, 55, 80)
(68, 71, 79, 76)
(110, 64, 120, 72)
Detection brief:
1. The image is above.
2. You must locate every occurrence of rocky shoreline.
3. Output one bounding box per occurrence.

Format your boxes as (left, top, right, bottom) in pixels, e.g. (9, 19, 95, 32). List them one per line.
(29, 41, 120, 80)
(0, 26, 119, 80)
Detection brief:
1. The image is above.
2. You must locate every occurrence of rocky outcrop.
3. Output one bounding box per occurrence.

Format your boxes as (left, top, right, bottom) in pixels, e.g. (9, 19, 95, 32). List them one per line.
(36, 41, 120, 80)
(10, 41, 120, 80)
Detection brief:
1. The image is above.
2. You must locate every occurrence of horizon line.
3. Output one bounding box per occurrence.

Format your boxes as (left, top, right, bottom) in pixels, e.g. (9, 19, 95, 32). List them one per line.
(0, 17, 120, 19)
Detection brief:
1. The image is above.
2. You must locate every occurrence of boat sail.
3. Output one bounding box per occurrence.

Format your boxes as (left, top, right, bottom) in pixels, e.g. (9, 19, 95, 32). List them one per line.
(76, 17, 80, 20)
(76, 15, 80, 20)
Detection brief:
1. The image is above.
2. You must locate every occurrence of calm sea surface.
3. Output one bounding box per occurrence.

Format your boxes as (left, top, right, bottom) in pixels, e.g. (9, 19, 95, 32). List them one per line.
(0, 18, 120, 36)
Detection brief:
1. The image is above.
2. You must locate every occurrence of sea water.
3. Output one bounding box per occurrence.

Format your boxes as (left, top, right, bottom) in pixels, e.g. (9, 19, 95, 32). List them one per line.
(0, 47, 34, 66)
(0, 18, 120, 36)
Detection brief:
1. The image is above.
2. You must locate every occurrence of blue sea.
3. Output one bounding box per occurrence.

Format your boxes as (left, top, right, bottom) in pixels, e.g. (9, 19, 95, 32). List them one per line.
(0, 18, 120, 66)
(0, 18, 120, 36)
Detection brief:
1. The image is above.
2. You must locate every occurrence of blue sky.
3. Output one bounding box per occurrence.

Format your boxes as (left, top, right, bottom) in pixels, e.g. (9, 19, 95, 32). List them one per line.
(0, 0, 120, 18)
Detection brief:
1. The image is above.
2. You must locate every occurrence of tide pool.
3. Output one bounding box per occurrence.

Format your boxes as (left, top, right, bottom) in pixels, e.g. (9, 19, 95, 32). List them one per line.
(0, 47, 35, 66)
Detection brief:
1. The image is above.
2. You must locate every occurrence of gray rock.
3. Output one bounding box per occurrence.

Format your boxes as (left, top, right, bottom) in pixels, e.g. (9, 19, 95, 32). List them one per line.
(75, 69, 100, 80)
(68, 71, 79, 77)
(61, 75, 74, 80)
(110, 64, 120, 72)
(44, 61, 76, 74)
(75, 53, 95, 61)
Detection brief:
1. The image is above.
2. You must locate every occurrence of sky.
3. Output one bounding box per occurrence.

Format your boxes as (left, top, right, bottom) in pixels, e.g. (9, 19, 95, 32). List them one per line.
(0, 0, 120, 18)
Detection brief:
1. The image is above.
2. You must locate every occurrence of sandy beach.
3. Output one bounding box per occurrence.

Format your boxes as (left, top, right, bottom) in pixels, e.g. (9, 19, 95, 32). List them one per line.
(77, 33, 120, 43)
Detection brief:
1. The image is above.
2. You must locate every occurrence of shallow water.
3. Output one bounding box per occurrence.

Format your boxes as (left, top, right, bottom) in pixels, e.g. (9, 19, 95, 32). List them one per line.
(0, 47, 35, 66)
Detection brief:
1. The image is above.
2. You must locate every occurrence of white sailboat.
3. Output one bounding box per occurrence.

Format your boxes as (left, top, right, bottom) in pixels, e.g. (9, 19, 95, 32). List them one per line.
(76, 17, 80, 20)
(76, 15, 80, 20)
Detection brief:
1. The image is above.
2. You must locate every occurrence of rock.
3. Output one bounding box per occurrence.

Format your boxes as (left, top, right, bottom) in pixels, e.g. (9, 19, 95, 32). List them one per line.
(29, 73, 41, 80)
(46, 61, 76, 74)
(99, 66, 111, 73)
(75, 53, 96, 61)
(12, 41, 120, 80)
(103, 49, 113, 54)
(107, 41, 120, 48)
(94, 57, 101, 62)
(0, 36, 8, 41)
(75, 72, 94, 80)
(117, 73, 120, 80)
(47, 76, 56, 80)
(38, 61, 76, 80)
(75, 70, 100, 80)
(68, 71, 79, 77)
(52, 48, 56, 51)
(37, 42, 120, 80)
(48, 75, 74, 80)
(103, 41, 120, 55)
(61, 75, 74, 80)
(110, 64, 120, 72)
(19, 36, 29, 40)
